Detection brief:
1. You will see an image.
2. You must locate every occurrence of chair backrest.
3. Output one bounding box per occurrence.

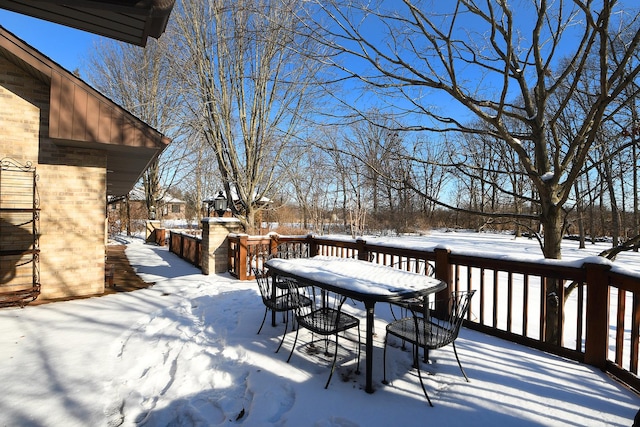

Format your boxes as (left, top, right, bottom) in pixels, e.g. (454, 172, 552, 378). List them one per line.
(421, 290, 475, 348)
(392, 259, 434, 276)
(275, 242, 309, 259)
(253, 266, 273, 303)
(283, 278, 347, 324)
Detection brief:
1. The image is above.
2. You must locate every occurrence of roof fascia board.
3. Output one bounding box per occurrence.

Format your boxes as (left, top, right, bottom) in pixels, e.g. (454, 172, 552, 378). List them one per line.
(0, 0, 176, 46)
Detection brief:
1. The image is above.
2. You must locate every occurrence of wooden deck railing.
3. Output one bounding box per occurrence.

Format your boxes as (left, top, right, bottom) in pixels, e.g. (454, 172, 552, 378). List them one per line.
(228, 233, 640, 393)
(168, 231, 202, 268)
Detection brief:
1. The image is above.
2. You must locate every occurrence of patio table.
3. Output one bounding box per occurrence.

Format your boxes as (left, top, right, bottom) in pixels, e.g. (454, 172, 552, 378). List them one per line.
(265, 255, 447, 393)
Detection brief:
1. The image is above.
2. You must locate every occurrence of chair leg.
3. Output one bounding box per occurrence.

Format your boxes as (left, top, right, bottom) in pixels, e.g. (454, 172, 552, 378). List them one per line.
(414, 344, 434, 407)
(275, 312, 289, 354)
(452, 341, 469, 382)
(325, 333, 340, 389)
(355, 326, 361, 375)
(383, 336, 432, 406)
(257, 307, 268, 334)
(286, 326, 300, 363)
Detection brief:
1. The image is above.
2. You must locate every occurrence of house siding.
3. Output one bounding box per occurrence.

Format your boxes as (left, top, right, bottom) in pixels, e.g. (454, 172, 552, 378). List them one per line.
(0, 58, 41, 162)
(0, 56, 106, 300)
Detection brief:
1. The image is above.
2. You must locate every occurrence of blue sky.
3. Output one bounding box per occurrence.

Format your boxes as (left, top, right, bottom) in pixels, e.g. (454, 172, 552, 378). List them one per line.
(0, 9, 98, 73)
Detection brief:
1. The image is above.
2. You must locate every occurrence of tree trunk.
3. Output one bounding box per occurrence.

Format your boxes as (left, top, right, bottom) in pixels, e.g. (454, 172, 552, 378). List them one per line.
(634, 140, 639, 251)
(585, 172, 596, 244)
(245, 208, 255, 234)
(601, 155, 621, 247)
(125, 195, 131, 237)
(541, 204, 564, 260)
(540, 201, 565, 344)
(513, 197, 522, 238)
(574, 182, 586, 249)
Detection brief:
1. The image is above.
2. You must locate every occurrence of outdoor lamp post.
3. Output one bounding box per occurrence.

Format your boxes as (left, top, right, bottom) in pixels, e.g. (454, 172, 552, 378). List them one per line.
(213, 191, 227, 217)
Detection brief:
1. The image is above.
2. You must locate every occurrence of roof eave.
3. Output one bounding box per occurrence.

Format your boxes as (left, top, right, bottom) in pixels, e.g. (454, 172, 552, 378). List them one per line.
(0, 0, 176, 46)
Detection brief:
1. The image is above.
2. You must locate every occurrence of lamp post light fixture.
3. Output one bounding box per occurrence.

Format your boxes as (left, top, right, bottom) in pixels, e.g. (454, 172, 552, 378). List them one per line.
(213, 190, 227, 217)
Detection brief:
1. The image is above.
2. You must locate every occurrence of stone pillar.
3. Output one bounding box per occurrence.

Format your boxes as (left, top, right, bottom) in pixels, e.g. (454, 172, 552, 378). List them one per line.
(201, 217, 243, 275)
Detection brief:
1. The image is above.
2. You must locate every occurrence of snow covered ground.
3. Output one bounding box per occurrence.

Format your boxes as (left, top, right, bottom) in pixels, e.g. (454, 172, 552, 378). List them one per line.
(0, 230, 638, 426)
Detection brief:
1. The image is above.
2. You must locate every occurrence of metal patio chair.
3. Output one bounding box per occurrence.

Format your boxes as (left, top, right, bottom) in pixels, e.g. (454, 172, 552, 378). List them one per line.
(383, 290, 476, 406)
(267, 242, 310, 290)
(388, 259, 435, 321)
(253, 266, 311, 353)
(283, 277, 361, 389)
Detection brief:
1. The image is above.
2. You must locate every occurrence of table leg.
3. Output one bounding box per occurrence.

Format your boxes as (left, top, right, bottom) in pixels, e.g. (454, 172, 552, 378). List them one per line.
(271, 274, 277, 327)
(364, 300, 375, 393)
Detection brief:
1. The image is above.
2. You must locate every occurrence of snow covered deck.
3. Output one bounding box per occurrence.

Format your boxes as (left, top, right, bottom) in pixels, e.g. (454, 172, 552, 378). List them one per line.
(0, 236, 637, 426)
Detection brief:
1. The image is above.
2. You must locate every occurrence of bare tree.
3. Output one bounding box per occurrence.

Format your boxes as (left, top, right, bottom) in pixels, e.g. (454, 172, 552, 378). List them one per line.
(178, 132, 221, 222)
(306, 0, 640, 259)
(304, 0, 640, 343)
(85, 34, 188, 225)
(279, 136, 335, 232)
(595, 128, 623, 246)
(172, 0, 323, 232)
(409, 137, 450, 224)
(341, 114, 419, 231)
(612, 43, 640, 248)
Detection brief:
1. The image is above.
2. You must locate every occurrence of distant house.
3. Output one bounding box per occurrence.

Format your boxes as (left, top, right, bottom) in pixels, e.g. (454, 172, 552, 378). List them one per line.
(155, 192, 187, 221)
(0, 27, 170, 304)
(109, 187, 187, 226)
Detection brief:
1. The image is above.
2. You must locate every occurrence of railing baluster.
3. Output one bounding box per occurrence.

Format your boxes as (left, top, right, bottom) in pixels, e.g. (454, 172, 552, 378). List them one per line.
(479, 267, 485, 325)
(558, 279, 565, 347)
(576, 281, 584, 352)
(523, 274, 529, 337)
(493, 270, 499, 329)
(540, 276, 547, 342)
(507, 272, 513, 333)
(631, 293, 640, 374)
(616, 290, 626, 365)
